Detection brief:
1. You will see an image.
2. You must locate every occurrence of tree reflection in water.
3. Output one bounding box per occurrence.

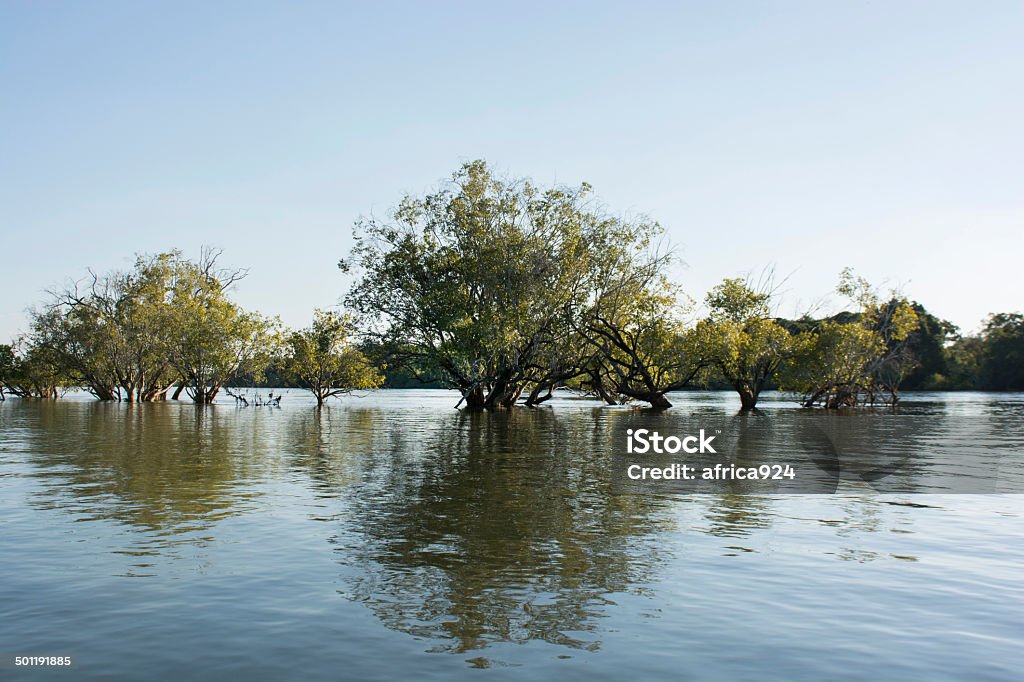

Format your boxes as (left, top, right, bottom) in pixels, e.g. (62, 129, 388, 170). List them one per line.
(18, 401, 264, 534)
(303, 407, 674, 654)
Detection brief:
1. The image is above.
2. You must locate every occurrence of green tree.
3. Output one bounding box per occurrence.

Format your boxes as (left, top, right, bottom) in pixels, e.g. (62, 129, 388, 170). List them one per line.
(342, 160, 666, 410)
(978, 312, 1024, 390)
(21, 249, 273, 404)
(285, 310, 384, 406)
(32, 253, 189, 401)
(782, 269, 919, 408)
(0, 343, 16, 400)
(901, 302, 957, 390)
(579, 264, 705, 409)
(695, 278, 801, 410)
(24, 302, 120, 400)
(162, 253, 280, 404)
(943, 334, 984, 389)
(0, 337, 66, 399)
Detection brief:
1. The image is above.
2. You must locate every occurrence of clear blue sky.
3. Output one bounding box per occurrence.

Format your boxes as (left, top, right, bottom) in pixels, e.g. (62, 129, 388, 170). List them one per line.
(2, 1, 1021, 338)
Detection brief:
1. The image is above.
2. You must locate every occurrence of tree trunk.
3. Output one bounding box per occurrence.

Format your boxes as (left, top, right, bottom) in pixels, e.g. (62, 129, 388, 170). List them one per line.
(524, 385, 553, 407)
(93, 386, 118, 401)
(737, 385, 759, 411)
(191, 386, 219, 404)
(142, 384, 172, 401)
(171, 383, 185, 400)
(644, 392, 672, 410)
(587, 370, 619, 405)
(463, 385, 486, 411)
(494, 385, 524, 409)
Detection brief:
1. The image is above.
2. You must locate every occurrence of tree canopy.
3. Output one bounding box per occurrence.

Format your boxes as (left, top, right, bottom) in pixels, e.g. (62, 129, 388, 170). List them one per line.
(1, 164, 1019, 410)
(342, 160, 688, 409)
(695, 278, 801, 410)
(284, 310, 383, 406)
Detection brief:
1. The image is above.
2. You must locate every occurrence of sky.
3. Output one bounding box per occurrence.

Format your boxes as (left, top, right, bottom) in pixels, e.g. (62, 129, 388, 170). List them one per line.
(1, 0, 1021, 339)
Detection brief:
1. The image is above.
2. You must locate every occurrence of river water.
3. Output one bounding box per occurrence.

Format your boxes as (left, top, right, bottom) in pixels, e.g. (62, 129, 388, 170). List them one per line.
(1, 390, 1022, 680)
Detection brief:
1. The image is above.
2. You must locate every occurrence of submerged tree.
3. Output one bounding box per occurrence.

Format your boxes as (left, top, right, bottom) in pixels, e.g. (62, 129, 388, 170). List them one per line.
(13, 249, 277, 404)
(695, 278, 802, 410)
(782, 269, 919, 408)
(0, 338, 66, 399)
(578, 254, 705, 409)
(162, 250, 279, 404)
(285, 310, 384, 406)
(342, 160, 673, 410)
(30, 254, 188, 401)
(0, 344, 13, 400)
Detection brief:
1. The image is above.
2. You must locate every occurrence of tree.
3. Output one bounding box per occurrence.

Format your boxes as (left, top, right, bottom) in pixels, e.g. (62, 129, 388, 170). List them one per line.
(577, 249, 706, 409)
(285, 310, 384, 406)
(0, 338, 66, 399)
(0, 344, 15, 400)
(783, 319, 885, 408)
(342, 160, 666, 410)
(901, 303, 957, 390)
(695, 278, 801, 410)
(781, 269, 919, 408)
(24, 303, 119, 400)
(162, 252, 279, 404)
(978, 312, 1024, 390)
(942, 334, 984, 389)
(18, 249, 274, 404)
(32, 253, 188, 402)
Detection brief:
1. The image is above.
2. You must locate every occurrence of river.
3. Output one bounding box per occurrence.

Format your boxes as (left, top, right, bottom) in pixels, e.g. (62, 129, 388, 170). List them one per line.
(1, 390, 1021, 680)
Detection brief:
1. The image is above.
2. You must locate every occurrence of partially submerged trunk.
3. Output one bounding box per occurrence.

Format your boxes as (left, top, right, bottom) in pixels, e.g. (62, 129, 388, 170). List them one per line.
(644, 392, 672, 410)
(736, 383, 760, 411)
(459, 381, 524, 411)
(617, 387, 672, 410)
(585, 369, 621, 405)
(90, 385, 119, 401)
(524, 385, 554, 407)
(462, 385, 486, 411)
(189, 386, 220, 404)
(141, 384, 173, 401)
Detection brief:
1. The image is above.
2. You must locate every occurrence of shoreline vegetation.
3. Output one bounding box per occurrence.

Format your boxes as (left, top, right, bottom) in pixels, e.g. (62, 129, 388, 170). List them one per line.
(1, 162, 1020, 410)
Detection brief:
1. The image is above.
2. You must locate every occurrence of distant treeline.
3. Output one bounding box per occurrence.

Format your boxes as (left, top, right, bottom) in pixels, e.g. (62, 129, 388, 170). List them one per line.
(2, 162, 1021, 410)
(246, 309, 1022, 397)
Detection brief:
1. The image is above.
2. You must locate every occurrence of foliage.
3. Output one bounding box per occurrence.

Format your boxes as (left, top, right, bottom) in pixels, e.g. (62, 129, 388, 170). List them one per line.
(5, 249, 278, 404)
(577, 260, 704, 409)
(26, 253, 191, 401)
(285, 310, 384, 405)
(161, 252, 280, 403)
(0, 344, 13, 399)
(695, 278, 802, 410)
(781, 269, 919, 408)
(0, 167, 1017, 410)
(342, 160, 674, 409)
(0, 338, 67, 399)
(977, 313, 1024, 390)
(899, 303, 957, 389)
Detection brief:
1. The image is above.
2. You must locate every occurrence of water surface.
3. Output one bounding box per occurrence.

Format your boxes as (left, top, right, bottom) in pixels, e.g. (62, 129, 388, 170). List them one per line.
(1, 390, 1022, 680)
